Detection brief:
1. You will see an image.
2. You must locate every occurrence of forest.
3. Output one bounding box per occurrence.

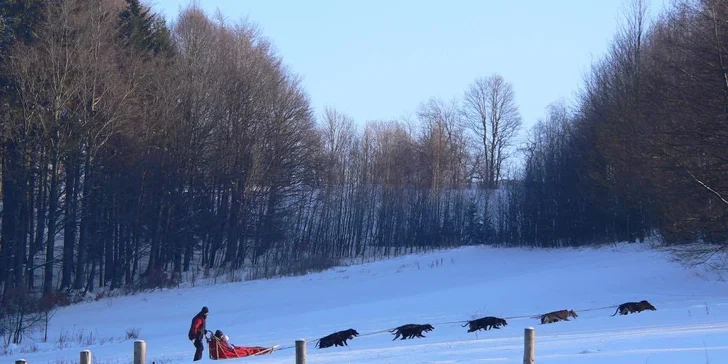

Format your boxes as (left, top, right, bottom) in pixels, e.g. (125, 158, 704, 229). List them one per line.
(0, 0, 725, 344)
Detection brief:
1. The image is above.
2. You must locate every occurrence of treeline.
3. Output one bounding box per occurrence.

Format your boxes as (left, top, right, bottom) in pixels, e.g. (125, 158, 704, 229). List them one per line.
(0, 0, 726, 337)
(0, 0, 524, 318)
(506, 0, 727, 249)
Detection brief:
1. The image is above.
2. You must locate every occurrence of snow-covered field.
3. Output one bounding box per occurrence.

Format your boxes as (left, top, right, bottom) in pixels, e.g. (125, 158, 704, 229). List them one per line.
(8, 243, 728, 364)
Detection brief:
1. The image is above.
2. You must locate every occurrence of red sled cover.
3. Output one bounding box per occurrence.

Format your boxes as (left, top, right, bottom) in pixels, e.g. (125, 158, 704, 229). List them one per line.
(206, 334, 275, 359)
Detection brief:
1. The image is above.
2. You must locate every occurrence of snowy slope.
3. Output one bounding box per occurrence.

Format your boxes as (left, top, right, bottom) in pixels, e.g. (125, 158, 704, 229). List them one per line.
(8, 243, 728, 364)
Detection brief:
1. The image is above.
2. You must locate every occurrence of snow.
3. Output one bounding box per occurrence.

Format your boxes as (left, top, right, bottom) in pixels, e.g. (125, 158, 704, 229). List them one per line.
(7, 243, 728, 363)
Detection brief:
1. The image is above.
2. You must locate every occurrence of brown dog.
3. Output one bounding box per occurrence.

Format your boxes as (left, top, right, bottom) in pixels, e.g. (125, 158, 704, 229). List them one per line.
(612, 300, 656, 316)
(389, 324, 435, 340)
(540, 309, 578, 324)
(315, 328, 360, 349)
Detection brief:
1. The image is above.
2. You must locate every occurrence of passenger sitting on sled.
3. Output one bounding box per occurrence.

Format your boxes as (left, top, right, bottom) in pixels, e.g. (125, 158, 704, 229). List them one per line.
(214, 330, 233, 350)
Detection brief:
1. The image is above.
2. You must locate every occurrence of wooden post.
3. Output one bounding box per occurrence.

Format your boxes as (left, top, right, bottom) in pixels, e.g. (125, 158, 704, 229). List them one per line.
(295, 339, 306, 364)
(80, 350, 92, 364)
(15, 360, 27, 364)
(524, 327, 535, 364)
(134, 340, 146, 364)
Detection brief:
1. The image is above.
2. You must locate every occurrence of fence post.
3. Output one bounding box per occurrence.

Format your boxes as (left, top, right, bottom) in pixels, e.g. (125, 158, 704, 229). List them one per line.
(524, 327, 535, 364)
(295, 339, 306, 364)
(134, 340, 146, 364)
(15, 360, 27, 364)
(80, 350, 92, 364)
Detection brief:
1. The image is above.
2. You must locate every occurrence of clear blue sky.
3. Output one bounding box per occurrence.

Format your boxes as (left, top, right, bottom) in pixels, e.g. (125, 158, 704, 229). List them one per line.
(149, 0, 668, 141)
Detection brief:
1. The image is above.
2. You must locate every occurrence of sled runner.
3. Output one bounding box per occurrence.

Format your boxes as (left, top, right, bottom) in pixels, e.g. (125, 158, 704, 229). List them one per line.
(205, 330, 278, 360)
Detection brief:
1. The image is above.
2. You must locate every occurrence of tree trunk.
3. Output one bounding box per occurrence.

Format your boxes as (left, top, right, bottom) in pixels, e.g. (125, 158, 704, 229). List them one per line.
(43, 154, 59, 294)
(73, 153, 92, 290)
(26, 149, 38, 291)
(61, 155, 78, 290)
(224, 183, 240, 264)
(2, 139, 22, 300)
(33, 147, 47, 292)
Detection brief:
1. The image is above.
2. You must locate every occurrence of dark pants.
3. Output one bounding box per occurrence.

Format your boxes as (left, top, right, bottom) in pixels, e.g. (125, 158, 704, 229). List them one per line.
(193, 338, 204, 361)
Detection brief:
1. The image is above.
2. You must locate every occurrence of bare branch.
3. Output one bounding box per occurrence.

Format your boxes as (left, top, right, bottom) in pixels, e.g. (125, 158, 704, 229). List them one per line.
(686, 169, 728, 206)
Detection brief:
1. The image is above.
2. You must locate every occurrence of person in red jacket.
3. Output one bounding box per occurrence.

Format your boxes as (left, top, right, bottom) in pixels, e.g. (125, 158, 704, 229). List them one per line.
(188, 306, 209, 361)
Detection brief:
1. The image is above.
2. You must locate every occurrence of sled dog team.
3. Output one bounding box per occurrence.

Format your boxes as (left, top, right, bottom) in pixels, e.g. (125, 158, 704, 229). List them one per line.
(187, 299, 657, 359)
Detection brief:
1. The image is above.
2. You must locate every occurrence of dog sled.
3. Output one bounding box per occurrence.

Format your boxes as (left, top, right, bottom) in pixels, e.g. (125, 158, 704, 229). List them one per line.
(205, 330, 278, 360)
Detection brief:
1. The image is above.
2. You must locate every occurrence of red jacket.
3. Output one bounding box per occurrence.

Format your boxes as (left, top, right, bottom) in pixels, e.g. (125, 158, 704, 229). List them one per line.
(188, 313, 206, 340)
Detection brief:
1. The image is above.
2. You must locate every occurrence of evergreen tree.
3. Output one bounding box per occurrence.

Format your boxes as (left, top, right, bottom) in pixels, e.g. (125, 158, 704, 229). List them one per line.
(464, 198, 484, 245)
(118, 0, 173, 56)
(482, 205, 496, 244)
(1, 0, 45, 90)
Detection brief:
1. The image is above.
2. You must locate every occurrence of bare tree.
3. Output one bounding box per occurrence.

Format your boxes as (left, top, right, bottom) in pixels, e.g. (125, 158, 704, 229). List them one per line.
(462, 74, 522, 188)
(321, 107, 355, 185)
(416, 97, 468, 191)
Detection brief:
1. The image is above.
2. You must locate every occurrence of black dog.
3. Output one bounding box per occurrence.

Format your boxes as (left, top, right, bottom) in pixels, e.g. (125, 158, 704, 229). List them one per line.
(389, 324, 435, 340)
(612, 300, 657, 316)
(315, 328, 360, 349)
(462, 316, 508, 332)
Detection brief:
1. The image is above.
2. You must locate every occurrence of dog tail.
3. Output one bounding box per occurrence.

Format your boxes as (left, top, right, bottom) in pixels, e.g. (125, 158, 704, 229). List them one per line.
(388, 328, 397, 333)
(461, 322, 470, 327)
(611, 307, 619, 316)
